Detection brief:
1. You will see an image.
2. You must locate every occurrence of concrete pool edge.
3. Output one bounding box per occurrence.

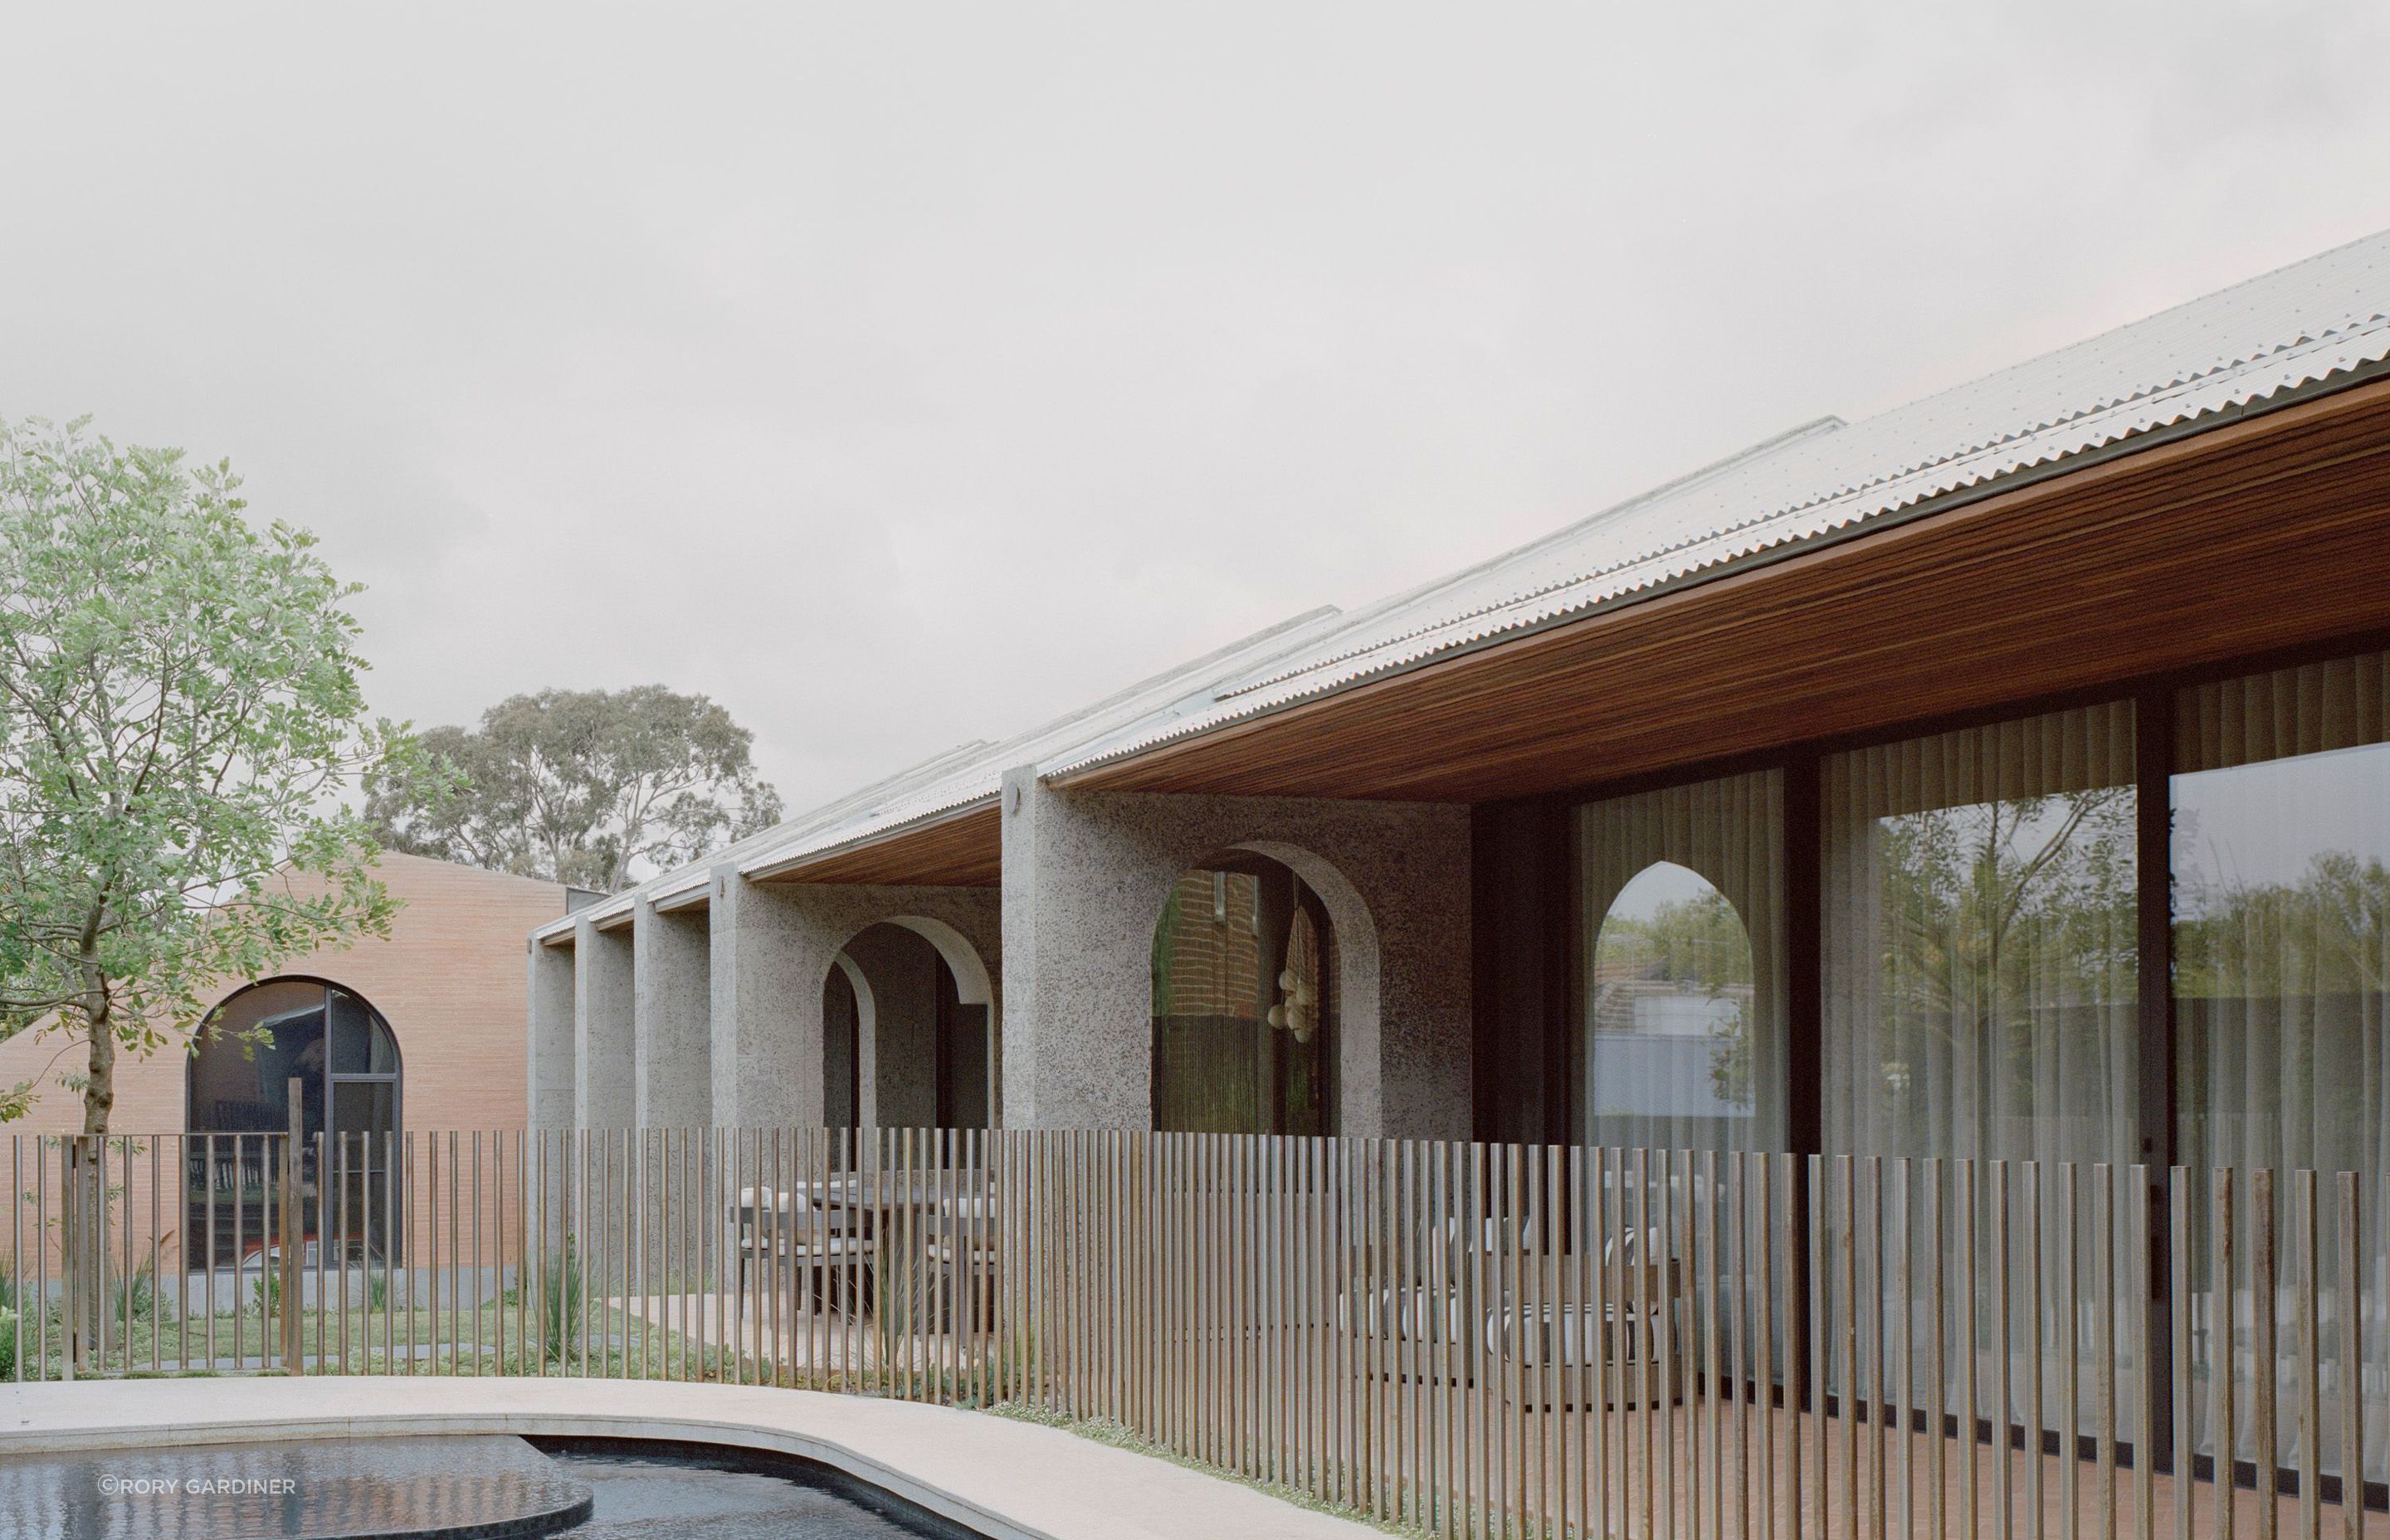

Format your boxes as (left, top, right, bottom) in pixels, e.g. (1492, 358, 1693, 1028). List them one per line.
(0, 1378, 1383, 1540)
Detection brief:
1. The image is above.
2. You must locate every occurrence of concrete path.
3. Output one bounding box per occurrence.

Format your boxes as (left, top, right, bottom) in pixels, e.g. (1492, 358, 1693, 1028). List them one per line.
(0, 1376, 1381, 1540)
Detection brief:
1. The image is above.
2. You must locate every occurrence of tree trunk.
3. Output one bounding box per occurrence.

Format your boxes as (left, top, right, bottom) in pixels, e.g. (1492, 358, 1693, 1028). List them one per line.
(72, 967, 116, 1372)
(82, 998, 115, 1136)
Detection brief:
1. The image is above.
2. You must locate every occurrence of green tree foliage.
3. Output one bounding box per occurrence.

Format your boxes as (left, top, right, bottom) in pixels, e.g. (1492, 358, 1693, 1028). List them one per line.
(1599, 888, 1755, 991)
(367, 685, 784, 892)
(2175, 848, 2390, 999)
(1594, 885, 1758, 1108)
(1878, 788, 2139, 1026)
(0, 417, 421, 1134)
(1861, 787, 2138, 1147)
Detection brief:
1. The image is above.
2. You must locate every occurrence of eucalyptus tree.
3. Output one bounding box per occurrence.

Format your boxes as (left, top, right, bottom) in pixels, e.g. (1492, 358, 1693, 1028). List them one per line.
(368, 685, 783, 892)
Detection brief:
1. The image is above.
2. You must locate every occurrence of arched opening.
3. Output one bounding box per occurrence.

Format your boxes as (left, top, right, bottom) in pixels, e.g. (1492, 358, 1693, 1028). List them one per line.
(186, 977, 402, 1273)
(823, 955, 866, 1131)
(827, 921, 992, 1130)
(1586, 860, 1758, 1149)
(1150, 850, 1336, 1134)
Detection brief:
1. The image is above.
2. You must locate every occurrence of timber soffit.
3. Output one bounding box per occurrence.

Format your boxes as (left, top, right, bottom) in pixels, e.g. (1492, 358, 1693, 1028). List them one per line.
(530, 225, 2390, 935)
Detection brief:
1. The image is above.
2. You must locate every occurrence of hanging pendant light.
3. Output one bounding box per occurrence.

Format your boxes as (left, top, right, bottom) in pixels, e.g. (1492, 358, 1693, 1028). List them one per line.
(1271, 907, 1321, 1043)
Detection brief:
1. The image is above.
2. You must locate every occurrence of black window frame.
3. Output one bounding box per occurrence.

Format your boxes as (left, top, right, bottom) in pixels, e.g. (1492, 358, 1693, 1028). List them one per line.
(1473, 621, 2390, 1490)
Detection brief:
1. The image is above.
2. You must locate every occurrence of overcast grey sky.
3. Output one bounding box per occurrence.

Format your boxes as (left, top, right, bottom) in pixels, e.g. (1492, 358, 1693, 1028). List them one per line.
(7, 4, 2389, 811)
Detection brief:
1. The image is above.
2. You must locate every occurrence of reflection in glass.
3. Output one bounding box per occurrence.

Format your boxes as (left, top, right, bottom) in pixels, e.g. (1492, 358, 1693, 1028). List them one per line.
(1588, 863, 1758, 1143)
(1823, 703, 2139, 1167)
(330, 988, 398, 1074)
(1578, 769, 1784, 1152)
(1822, 702, 2139, 1435)
(2175, 651, 2390, 1481)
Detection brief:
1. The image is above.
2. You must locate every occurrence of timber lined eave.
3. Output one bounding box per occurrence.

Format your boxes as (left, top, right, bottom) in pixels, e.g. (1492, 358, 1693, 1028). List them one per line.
(1051, 373, 2390, 805)
(746, 800, 1003, 888)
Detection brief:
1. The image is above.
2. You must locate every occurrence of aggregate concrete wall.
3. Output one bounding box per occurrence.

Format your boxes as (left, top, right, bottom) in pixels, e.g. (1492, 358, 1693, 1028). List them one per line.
(708, 877, 1000, 1128)
(527, 938, 576, 1129)
(632, 899, 713, 1127)
(1001, 770, 1471, 1137)
(573, 919, 635, 1128)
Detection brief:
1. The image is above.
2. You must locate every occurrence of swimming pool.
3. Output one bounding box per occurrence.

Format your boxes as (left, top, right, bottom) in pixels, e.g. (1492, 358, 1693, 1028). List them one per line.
(535, 1438, 987, 1539)
(0, 1433, 986, 1539)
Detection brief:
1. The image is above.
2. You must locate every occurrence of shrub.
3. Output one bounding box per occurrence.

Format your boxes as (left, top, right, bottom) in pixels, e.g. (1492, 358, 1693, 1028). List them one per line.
(540, 1239, 583, 1364)
(110, 1263, 158, 1323)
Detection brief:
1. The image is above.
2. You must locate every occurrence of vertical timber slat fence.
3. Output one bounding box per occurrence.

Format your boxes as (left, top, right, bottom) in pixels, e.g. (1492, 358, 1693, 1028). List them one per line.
(10, 1128, 2390, 1539)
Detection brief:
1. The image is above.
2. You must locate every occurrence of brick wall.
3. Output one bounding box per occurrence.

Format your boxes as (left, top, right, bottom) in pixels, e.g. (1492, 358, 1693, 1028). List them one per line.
(0, 852, 571, 1275)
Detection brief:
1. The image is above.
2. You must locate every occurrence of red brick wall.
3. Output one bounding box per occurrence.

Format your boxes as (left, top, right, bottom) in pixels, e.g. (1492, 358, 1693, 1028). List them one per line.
(0, 852, 571, 1274)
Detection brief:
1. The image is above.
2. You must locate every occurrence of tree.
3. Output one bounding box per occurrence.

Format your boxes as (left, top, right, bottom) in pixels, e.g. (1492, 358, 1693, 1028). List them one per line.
(0, 417, 422, 1136)
(1593, 885, 1760, 1109)
(1868, 786, 2139, 1154)
(367, 685, 784, 892)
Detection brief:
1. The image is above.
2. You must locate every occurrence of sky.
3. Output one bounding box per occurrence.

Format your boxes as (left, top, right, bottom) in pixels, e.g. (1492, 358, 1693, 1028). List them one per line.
(7, 3, 2390, 814)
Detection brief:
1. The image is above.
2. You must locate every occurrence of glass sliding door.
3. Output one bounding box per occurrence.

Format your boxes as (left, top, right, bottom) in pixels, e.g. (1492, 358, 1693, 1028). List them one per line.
(1822, 700, 2140, 1430)
(2175, 647, 2390, 1483)
(1823, 701, 2140, 1167)
(1151, 856, 1337, 1136)
(1578, 768, 1788, 1405)
(1577, 768, 1787, 1153)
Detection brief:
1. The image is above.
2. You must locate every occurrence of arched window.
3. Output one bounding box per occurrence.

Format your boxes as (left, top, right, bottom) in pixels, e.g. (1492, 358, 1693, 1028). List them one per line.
(187, 977, 401, 1271)
(1587, 860, 1759, 1150)
(1150, 853, 1334, 1134)
(1577, 769, 1787, 1152)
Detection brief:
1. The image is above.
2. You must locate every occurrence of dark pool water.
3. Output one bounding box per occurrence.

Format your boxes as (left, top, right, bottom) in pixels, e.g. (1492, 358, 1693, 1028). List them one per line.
(0, 1434, 593, 1539)
(532, 1440, 983, 1540)
(0, 1434, 980, 1540)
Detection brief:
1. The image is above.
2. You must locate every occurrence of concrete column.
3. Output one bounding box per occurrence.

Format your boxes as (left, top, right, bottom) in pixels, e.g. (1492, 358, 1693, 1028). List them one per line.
(632, 898, 712, 1128)
(710, 873, 832, 1128)
(528, 935, 578, 1250)
(573, 918, 635, 1128)
(527, 938, 577, 1129)
(1000, 769, 1146, 1130)
(1000, 767, 1474, 1137)
(844, 924, 941, 1128)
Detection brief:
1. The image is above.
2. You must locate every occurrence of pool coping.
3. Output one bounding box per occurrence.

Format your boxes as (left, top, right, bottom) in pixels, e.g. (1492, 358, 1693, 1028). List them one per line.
(0, 1377, 1382, 1540)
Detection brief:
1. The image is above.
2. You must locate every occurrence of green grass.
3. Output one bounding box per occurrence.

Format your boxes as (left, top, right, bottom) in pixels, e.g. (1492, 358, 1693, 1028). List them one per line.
(5, 1292, 788, 1383)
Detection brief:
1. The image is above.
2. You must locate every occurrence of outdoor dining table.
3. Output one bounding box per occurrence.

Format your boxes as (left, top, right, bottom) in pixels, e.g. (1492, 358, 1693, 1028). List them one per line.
(734, 1175, 998, 1320)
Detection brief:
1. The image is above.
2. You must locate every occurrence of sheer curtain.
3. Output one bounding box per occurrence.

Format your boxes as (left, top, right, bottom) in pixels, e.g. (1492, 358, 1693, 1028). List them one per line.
(1578, 768, 1786, 1153)
(2176, 649, 2390, 1480)
(2176, 651, 2390, 1180)
(1822, 701, 2139, 1430)
(1823, 701, 2139, 1167)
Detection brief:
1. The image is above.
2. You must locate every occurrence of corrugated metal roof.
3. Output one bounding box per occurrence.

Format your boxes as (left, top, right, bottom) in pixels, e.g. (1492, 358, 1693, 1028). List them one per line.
(542, 226, 2390, 929)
